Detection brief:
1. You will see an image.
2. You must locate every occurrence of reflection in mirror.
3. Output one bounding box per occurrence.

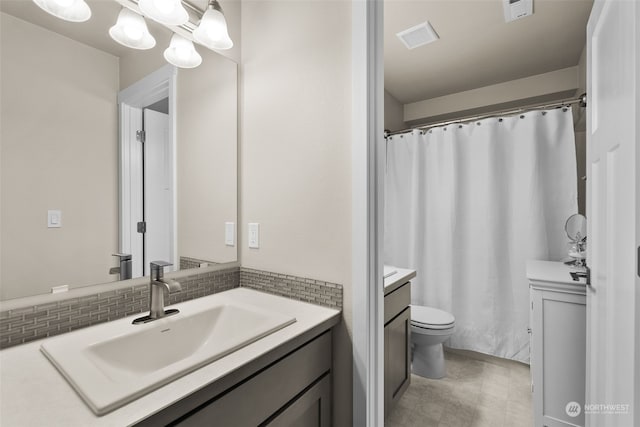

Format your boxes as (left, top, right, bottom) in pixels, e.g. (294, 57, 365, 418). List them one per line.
(0, 0, 237, 300)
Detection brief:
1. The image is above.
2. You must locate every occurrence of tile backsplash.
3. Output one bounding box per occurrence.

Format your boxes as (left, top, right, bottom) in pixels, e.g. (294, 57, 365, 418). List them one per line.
(0, 266, 342, 349)
(0, 267, 239, 349)
(240, 268, 343, 310)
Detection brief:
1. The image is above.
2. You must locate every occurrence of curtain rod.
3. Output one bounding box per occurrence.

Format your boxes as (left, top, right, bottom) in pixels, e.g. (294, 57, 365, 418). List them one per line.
(385, 93, 587, 138)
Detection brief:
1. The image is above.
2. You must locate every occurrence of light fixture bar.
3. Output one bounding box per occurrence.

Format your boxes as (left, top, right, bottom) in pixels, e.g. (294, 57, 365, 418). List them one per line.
(112, 0, 202, 44)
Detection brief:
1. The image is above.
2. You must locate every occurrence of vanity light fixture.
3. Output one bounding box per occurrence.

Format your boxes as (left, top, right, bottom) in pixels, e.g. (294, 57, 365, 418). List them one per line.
(164, 33, 202, 68)
(109, 8, 156, 50)
(192, 0, 233, 50)
(32, 0, 91, 22)
(138, 0, 189, 26)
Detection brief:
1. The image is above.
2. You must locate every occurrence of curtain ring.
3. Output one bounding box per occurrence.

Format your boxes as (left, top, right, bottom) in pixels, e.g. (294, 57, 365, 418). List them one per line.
(498, 118, 503, 122)
(520, 115, 525, 119)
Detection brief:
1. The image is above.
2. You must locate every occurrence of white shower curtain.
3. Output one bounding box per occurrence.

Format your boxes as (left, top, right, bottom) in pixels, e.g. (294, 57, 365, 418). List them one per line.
(385, 108, 578, 362)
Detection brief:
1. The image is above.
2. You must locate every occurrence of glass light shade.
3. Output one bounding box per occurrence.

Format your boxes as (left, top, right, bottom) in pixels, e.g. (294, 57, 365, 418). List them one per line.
(164, 34, 202, 69)
(109, 8, 156, 50)
(32, 0, 91, 22)
(192, 7, 233, 50)
(138, 0, 188, 26)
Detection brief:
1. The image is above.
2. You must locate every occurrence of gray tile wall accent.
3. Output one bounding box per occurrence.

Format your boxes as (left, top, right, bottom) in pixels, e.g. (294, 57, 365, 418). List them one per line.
(0, 267, 239, 349)
(239, 268, 343, 310)
(179, 256, 218, 270)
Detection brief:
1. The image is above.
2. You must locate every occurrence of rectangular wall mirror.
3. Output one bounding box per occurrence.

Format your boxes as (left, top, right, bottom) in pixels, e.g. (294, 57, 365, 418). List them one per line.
(0, 0, 238, 301)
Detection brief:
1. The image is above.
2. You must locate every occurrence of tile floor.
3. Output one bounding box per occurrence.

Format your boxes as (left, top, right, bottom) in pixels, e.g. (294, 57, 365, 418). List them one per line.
(386, 348, 533, 427)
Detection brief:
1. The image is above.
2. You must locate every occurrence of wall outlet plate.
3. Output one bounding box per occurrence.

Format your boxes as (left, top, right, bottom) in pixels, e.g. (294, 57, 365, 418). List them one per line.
(225, 222, 235, 246)
(248, 223, 260, 249)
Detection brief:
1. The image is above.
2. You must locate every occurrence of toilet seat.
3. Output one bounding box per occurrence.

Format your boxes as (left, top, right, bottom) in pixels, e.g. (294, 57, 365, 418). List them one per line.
(411, 305, 455, 330)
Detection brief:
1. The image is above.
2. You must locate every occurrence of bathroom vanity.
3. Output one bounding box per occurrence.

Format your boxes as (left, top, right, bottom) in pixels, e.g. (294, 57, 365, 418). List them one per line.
(0, 289, 340, 426)
(527, 260, 587, 427)
(383, 267, 416, 418)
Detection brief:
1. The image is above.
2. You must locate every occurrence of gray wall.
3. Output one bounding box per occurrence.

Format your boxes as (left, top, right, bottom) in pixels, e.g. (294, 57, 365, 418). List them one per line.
(240, 1, 353, 425)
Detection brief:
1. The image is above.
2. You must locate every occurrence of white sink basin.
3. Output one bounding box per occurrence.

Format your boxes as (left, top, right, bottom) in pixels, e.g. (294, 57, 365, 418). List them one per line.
(40, 295, 296, 415)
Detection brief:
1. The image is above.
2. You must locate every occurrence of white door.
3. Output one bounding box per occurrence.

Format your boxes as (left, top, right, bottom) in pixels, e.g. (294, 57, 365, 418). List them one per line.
(119, 104, 144, 278)
(143, 109, 174, 271)
(586, 1, 639, 426)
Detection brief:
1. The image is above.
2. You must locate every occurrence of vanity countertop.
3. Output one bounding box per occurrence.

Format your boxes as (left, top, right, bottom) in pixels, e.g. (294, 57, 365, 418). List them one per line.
(0, 288, 340, 426)
(384, 266, 416, 295)
(526, 260, 587, 291)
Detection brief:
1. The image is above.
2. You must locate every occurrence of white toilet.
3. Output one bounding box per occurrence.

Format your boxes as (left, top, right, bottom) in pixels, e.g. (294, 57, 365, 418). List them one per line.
(411, 305, 456, 379)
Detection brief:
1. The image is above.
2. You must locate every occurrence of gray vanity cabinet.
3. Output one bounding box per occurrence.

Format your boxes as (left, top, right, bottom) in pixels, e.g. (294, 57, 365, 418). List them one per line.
(384, 281, 411, 418)
(528, 261, 587, 427)
(136, 330, 333, 427)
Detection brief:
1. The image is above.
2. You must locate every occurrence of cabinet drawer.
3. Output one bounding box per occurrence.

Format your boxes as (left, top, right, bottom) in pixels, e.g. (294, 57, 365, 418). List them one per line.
(176, 332, 332, 426)
(384, 282, 411, 325)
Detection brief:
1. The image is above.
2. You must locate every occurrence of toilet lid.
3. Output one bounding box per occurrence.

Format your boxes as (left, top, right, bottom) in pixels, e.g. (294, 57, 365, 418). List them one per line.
(411, 305, 455, 329)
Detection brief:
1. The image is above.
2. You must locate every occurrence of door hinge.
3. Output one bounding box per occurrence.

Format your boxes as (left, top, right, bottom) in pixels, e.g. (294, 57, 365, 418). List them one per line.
(137, 221, 146, 234)
(136, 130, 146, 143)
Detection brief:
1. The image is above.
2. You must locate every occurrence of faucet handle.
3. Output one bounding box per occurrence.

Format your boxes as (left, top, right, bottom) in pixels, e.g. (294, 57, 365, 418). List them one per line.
(150, 260, 173, 269)
(112, 253, 132, 261)
(150, 261, 173, 275)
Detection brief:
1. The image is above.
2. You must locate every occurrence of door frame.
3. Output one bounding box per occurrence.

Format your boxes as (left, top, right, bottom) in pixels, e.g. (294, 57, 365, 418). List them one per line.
(118, 65, 178, 277)
(352, 0, 385, 425)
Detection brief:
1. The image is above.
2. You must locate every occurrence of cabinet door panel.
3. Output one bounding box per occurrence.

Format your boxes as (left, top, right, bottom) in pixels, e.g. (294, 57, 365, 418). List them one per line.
(531, 288, 586, 427)
(266, 375, 331, 427)
(385, 307, 411, 417)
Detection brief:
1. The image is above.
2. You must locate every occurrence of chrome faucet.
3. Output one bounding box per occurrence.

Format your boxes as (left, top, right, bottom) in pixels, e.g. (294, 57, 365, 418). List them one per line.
(133, 261, 181, 324)
(109, 253, 132, 280)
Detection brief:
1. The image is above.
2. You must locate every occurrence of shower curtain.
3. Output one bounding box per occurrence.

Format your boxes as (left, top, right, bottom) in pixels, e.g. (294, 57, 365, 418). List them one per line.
(384, 108, 578, 362)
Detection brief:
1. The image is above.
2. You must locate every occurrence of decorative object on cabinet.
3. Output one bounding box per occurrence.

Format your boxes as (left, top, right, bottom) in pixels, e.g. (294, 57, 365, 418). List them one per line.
(564, 214, 587, 267)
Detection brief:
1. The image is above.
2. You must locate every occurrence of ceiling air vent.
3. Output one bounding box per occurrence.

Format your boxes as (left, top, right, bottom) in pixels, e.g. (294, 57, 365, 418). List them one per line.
(396, 21, 439, 50)
(503, 0, 533, 22)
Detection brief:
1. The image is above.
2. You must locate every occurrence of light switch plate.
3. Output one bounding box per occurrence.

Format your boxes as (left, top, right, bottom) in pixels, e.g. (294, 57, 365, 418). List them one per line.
(248, 223, 260, 249)
(225, 222, 235, 246)
(48, 210, 62, 228)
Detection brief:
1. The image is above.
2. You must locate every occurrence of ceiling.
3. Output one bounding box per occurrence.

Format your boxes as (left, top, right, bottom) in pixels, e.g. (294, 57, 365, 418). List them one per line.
(385, 0, 594, 104)
(0, 0, 209, 58)
(2, 0, 593, 104)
